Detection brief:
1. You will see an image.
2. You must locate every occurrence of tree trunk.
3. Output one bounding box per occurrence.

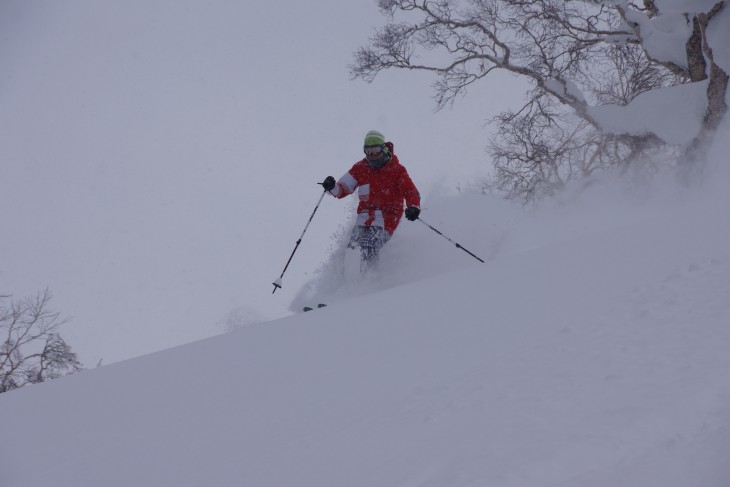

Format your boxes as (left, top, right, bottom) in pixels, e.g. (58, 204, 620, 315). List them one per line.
(683, 2, 728, 172)
(686, 16, 707, 82)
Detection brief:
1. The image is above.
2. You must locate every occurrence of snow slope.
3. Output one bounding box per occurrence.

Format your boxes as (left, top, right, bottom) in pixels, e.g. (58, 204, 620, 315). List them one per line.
(2, 154, 729, 486)
(2, 1, 730, 485)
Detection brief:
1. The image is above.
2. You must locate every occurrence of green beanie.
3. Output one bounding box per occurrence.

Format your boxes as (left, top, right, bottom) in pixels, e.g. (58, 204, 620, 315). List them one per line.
(364, 130, 385, 146)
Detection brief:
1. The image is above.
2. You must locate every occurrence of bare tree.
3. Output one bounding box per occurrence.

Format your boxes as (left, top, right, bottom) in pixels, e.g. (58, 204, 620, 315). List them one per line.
(351, 0, 726, 201)
(1, 289, 83, 393)
(352, 0, 623, 117)
(487, 95, 605, 201)
(487, 41, 676, 202)
(585, 43, 681, 106)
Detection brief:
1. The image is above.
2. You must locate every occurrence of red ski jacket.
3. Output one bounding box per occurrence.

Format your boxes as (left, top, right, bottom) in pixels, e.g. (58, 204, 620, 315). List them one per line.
(329, 153, 420, 235)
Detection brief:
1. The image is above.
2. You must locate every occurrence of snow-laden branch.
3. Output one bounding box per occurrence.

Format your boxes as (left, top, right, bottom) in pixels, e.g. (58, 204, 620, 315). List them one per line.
(354, 0, 728, 199)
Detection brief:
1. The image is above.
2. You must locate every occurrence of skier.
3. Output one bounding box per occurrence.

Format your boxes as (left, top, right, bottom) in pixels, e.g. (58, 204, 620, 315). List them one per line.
(322, 130, 421, 272)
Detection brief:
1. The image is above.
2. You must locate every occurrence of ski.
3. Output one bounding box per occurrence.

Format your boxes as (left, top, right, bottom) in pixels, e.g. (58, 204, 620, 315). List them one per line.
(303, 303, 327, 312)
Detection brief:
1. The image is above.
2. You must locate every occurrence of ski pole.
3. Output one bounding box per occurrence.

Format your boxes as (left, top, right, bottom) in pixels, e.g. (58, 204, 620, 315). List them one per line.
(272, 188, 327, 293)
(417, 217, 485, 263)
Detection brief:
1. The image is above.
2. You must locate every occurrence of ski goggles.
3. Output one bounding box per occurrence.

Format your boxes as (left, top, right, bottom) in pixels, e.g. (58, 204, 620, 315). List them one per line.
(364, 144, 385, 157)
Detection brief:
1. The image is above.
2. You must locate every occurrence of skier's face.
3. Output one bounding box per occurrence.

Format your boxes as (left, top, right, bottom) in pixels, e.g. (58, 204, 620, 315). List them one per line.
(364, 145, 384, 160)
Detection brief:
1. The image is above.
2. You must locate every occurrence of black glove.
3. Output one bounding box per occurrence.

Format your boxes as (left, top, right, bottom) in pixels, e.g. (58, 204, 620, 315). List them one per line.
(321, 176, 336, 192)
(405, 206, 420, 221)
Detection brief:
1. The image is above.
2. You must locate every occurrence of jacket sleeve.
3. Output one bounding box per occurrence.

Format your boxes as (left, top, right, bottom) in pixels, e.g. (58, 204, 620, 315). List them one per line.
(398, 165, 421, 208)
(329, 163, 360, 199)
